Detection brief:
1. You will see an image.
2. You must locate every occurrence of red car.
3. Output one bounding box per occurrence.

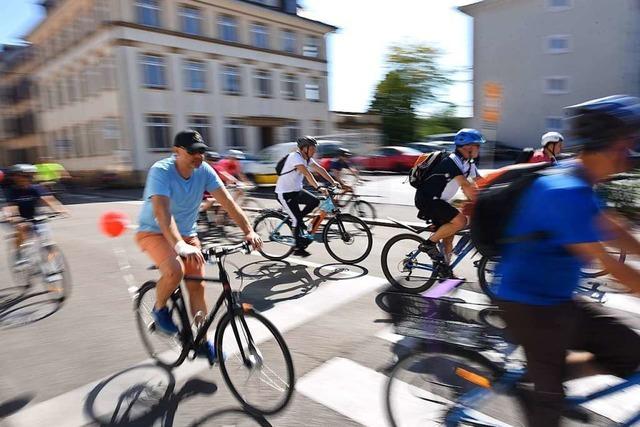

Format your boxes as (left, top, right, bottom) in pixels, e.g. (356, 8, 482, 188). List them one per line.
(354, 146, 422, 172)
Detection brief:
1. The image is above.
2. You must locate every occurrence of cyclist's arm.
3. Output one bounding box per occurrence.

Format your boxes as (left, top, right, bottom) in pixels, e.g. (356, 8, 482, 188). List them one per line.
(568, 242, 640, 294)
(599, 212, 640, 256)
(41, 195, 68, 214)
(295, 165, 323, 190)
(310, 163, 339, 187)
(454, 175, 477, 201)
(151, 195, 183, 248)
(2, 204, 20, 222)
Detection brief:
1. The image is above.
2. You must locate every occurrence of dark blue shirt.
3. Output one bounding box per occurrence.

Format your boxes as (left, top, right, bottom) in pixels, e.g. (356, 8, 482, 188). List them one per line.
(495, 166, 603, 305)
(7, 184, 47, 220)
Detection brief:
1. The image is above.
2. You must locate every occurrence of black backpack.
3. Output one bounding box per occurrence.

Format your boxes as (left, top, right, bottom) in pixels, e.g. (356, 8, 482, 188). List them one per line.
(408, 151, 446, 189)
(514, 147, 535, 164)
(470, 162, 554, 258)
(275, 154, 295, 176)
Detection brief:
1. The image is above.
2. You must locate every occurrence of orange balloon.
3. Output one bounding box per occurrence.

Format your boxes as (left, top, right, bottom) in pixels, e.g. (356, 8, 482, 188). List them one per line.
(99, 211, 129, 238)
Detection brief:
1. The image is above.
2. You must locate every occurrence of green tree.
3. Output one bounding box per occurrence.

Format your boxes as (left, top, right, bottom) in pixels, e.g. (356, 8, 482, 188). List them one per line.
(417, 106, 465, 139)
(369, 44, 452, 144)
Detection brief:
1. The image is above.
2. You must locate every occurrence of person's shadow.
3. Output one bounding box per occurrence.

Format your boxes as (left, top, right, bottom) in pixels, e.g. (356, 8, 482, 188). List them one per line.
(235, 260, 368, 311)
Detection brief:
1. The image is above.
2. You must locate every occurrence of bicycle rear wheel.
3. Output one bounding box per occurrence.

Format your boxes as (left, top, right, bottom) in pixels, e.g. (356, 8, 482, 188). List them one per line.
(217, 308, 294, 415)
(381, 233, 440, 293)
(134, 281, 190, 368)
(386, 345, 528, 427)
(323, 214, 373, 264)
(477, 256, 500, 301)
(253, 212, 296, 261)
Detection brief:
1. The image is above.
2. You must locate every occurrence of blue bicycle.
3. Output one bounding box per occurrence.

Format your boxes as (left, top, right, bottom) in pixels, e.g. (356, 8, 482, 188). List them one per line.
(383, 292, 640, 426)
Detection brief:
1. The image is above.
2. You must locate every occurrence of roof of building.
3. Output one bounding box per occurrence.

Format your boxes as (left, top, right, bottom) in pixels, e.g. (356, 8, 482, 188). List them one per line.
(458, 0, 513, 16)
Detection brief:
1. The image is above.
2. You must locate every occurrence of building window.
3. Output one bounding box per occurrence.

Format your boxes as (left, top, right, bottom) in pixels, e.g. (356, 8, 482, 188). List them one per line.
(184, 59, 207, 92)
(219, 15, 238, 42)
(303, 35, 319, 57)
(146, 114, 172, 149)
(547, 0, 572, 11)
(136, 0, 161, 27)
(187, 115, 211, 144)
(544, 76, 570, 94)
(179, 5, 201, 35)
(281, 29, 296, 53)
(222, 65, 241, 94)
(545, 117, 564, 131)
(225, 119, 245, 149)
(305, 78, 320, 102)
(67, 76, 78, 102)
(103, 118, 120, 152)
(140, 54, 167, 88)
(101, 55, 117, 90)
(282, 73, 298, 100)
(251, 22, 269, 49)
(312, 120, 324, 136)
(285, 120, 300, 142)
(254, 70, 272, 97)
(546, 35, 571, 53)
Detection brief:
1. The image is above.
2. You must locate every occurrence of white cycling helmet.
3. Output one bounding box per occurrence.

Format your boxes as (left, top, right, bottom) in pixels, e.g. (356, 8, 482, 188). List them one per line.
(541, 131, 564, 147)
(226, 149, 245, 160)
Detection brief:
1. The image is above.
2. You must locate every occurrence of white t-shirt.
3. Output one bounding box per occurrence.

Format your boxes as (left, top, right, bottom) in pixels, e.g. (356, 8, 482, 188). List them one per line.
(440, 153, 478, 201)
(275, 151, 319, 194)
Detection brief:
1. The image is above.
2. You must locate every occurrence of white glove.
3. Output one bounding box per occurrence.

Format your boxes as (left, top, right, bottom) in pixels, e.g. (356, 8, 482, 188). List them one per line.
(174, 240, 199, 257)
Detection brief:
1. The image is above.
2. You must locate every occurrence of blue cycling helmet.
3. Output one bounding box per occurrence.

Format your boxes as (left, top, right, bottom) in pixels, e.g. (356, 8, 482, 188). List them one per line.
(454, 128, 486, 146)
(565, 95, 640, 151)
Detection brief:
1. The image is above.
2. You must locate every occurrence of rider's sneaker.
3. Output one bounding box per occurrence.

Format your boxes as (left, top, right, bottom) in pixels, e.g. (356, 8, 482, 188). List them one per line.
(293, 248, 312, 257)
(151, 306, 179, 336)
(196, 340, 218, 365)
(420, 240, 444, 261)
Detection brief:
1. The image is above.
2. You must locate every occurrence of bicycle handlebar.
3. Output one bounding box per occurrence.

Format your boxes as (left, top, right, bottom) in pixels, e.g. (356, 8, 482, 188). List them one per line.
(203, 241, 252, 260)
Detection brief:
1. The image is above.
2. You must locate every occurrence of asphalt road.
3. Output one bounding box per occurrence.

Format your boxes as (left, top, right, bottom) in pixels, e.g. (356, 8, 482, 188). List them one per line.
(0, 180, 639, 427)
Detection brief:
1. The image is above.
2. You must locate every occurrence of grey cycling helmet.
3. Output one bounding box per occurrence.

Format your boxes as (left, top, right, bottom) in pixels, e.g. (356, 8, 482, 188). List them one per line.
(337, 147, 352, 157)
(10, 164, 37, 175)
(205, 151, 221, 161)
(297, 136, 318, 149)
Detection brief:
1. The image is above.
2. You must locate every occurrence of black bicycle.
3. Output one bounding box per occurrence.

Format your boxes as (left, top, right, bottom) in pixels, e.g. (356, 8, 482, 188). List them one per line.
(134, 242, 295, 415)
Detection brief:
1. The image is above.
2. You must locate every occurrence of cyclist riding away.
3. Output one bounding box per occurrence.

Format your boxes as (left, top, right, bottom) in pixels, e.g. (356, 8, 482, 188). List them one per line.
(529, 131, 564, 164)
(414, 128, 484, 261)
(327, 147, 359, 191)
(217, 149, 252, 190)
(494, 95, 640, 426)
(2, 164, 69, 275)
(275, 136, 339, 257)
(136, 130, 262, 360)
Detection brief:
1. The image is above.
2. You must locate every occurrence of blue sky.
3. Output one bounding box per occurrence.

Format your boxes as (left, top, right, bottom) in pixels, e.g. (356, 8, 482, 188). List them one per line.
(0, 0, 474, 116)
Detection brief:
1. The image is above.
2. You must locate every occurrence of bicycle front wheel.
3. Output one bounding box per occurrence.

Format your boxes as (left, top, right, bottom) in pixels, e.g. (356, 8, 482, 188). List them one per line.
(386, 345, 527, 427)
(348, 200, 377, 229)
(217, 308, 295, 415)
(323, 214, 373, 264)
(381, 233, 439, 293)
(253, 212, 295, 261)
(134, 281, 190, 369)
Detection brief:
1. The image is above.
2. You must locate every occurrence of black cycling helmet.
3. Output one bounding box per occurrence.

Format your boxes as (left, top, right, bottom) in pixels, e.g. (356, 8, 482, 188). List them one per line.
(297, 136, 318, 149)
(565, 95, 640, 152)
(337, 147, 352, 157)
(205, 151, 221, 161)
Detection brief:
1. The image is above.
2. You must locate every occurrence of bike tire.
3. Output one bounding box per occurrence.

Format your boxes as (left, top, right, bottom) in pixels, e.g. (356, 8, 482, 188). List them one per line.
(216, 308, 295, 415)
(253, 212, 296, 261)
(134, 281, 190, 369)
(580, 248, 627, 278)
(41, 244, 72, 302)
(381, 233, 440, 293)
(386, 343, 528, 427)
(348, 200, 377, 229)
(322, 214, 373, 264)
(477, 256, 500, 301)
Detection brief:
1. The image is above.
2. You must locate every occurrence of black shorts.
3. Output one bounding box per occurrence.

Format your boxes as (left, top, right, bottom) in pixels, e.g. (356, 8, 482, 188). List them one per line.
(415, 197, 458, 227)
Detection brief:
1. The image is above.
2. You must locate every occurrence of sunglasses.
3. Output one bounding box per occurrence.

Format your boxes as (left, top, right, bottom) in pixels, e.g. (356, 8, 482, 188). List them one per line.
(182, 146, 206, 155)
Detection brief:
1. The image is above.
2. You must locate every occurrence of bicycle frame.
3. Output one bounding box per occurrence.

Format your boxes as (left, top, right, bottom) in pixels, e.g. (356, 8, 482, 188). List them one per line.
(404, 232, 476, 273)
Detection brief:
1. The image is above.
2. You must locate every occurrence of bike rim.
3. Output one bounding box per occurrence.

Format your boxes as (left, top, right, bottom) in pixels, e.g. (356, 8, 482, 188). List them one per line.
(323, 215, 372, 264)
(254, 215, 295, 260)
(383, 235, 438, 292)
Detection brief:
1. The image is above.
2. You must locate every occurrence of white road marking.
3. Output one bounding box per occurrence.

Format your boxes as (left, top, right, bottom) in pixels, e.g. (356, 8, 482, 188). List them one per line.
(6, 258, 387, 427)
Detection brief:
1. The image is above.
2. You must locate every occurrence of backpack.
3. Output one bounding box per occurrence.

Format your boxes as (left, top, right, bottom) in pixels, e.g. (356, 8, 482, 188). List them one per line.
(470, 162, 554, 258)
(514, 147, 535, 164)
(408, 151, 446, 189)
(275, 153, 295, 176)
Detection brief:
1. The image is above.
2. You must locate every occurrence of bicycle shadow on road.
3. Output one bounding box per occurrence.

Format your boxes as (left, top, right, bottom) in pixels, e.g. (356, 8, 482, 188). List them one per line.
(83, 363, 264, 427)
(235, 260, 369, 312)
(0, 286, 65, 330)
(189, 407, 272, 426)
(0, 393, 34, 418)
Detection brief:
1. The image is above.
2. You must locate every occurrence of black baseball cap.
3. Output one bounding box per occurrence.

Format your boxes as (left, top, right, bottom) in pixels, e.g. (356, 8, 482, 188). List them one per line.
(174, 130, 208, 153)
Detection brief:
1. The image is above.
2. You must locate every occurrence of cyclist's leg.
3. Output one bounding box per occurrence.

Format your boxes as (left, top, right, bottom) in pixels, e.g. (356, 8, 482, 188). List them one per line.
(135, 232, 184, 310)
(498, 299, 574, 427)
(278, 192, 305, 248)
(182, 236, 207, 320)
(298, 189, 320, 218)
(572, 300, 640, 377)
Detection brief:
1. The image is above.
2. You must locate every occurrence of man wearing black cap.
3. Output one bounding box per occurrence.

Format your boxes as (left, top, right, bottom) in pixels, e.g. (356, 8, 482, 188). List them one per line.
(136, 130, 262, 362)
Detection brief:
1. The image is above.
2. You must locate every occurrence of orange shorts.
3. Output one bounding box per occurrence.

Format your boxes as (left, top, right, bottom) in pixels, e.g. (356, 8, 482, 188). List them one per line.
(135, 232, 205, 278)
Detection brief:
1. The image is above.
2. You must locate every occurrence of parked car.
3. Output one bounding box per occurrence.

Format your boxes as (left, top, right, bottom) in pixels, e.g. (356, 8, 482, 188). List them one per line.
(408, 141, 455, 153)
(242, 140, 345, 185)
(354, 146, 422, 172)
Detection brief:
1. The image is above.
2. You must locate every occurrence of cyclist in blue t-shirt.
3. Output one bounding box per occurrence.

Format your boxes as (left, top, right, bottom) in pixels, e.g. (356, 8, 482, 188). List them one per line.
(136, 130, 262, 362)
(495, 95, 640, 426)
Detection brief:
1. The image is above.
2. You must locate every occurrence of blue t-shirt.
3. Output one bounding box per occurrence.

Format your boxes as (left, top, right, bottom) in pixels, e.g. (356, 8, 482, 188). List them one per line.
(7, 184, 47, 219)
(138, 156, 223, 236)
(495, 167, 604, 305)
